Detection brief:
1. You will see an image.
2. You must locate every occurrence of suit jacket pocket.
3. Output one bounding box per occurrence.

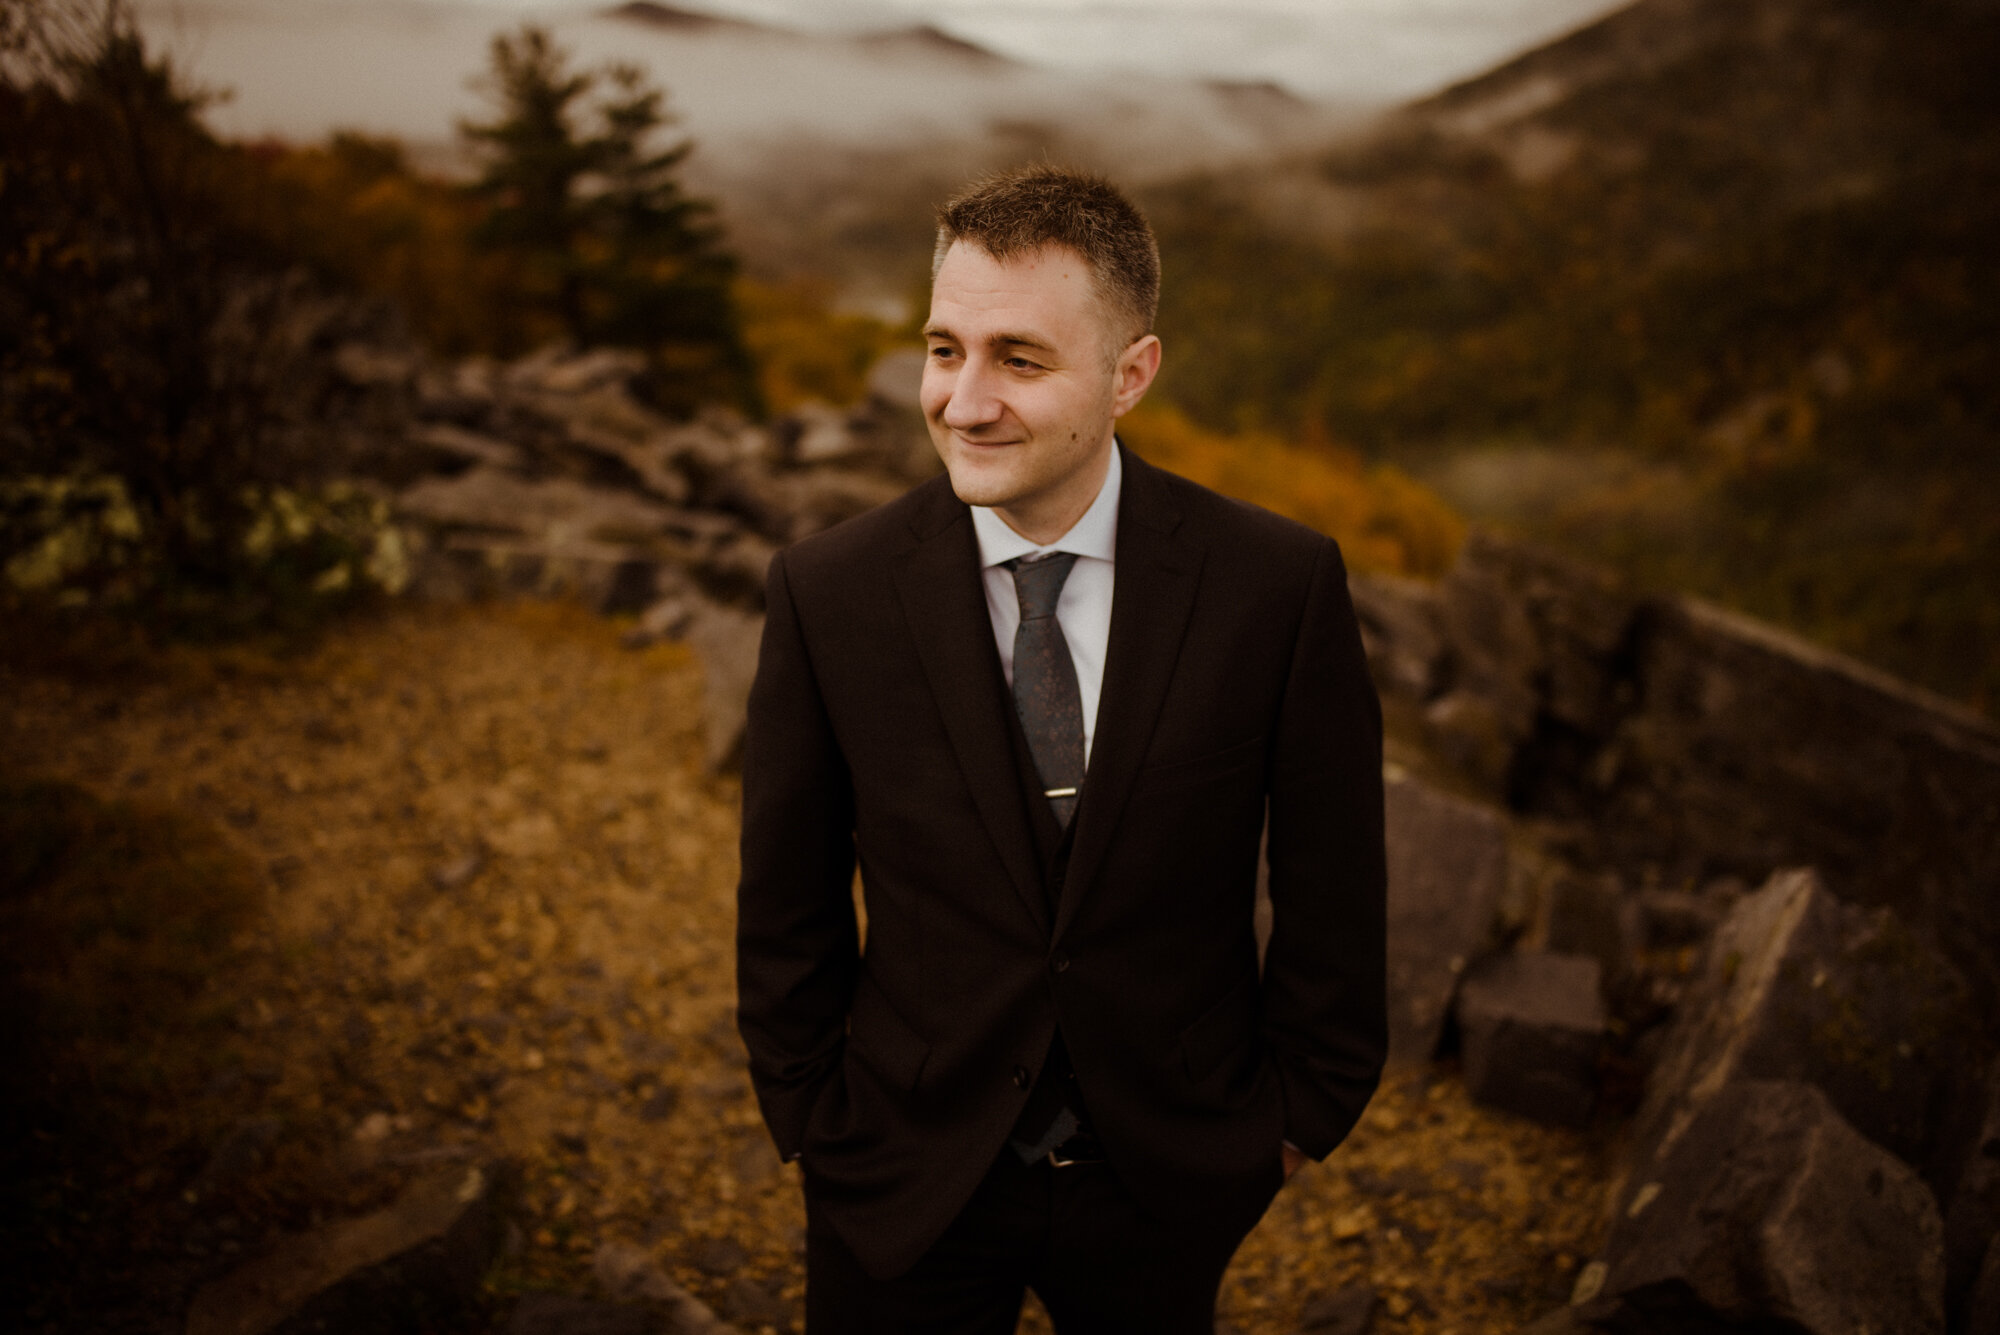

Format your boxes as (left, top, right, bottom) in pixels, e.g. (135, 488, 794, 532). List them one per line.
(1175, 969, 1261, 1082)
(1132, 734, 1267, 799)
(846, 972, 930, 1093)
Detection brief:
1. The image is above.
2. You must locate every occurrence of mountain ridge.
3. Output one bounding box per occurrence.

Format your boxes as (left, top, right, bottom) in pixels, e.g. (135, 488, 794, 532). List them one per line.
(1139, 0, 2000, 704)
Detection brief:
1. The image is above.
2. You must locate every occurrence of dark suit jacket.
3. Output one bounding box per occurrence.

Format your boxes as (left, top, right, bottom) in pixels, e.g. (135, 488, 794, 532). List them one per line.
(736, 444, 1387, 1280)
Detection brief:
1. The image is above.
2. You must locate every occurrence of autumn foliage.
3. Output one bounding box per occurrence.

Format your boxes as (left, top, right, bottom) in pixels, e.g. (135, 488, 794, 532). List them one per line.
(0, 5, 759, 633)
(1139, 0, 2000, 707)
(1122, 403, 1464, 579)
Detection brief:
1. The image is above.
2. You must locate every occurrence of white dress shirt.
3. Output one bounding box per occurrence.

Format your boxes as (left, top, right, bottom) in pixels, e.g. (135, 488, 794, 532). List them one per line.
(970, 444, 1121, 766)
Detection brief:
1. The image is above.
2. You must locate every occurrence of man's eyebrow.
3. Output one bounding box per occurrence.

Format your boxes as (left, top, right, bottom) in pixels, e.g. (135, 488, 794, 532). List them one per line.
(989, 331, 1057, 354)
(921, 326, 1059, 356)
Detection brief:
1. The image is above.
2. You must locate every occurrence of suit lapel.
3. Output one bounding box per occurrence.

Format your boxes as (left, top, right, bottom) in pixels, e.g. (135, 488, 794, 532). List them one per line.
(1057, 448, 1204, 940)
(893, 487, 1051, 937)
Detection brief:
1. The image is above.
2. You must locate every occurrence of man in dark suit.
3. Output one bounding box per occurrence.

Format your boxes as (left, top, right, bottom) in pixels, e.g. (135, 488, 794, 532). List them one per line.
(737, 166, 1386, 1333)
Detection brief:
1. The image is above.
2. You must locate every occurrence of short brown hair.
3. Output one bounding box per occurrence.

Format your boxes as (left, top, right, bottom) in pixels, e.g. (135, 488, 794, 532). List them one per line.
(933, 165, 1160, 350)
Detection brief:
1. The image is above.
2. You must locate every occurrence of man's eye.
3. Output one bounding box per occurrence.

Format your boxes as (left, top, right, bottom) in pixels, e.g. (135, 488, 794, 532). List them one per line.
(928, 345, 959, 362)
(1005, 357, 1042, 371)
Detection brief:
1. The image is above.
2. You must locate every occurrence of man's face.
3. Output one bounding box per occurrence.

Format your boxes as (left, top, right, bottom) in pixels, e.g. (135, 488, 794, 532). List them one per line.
(921, 242, 1160, 544)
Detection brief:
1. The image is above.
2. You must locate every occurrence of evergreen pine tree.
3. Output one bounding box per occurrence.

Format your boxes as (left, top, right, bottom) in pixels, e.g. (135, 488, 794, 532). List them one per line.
(460, 26, 754, 414)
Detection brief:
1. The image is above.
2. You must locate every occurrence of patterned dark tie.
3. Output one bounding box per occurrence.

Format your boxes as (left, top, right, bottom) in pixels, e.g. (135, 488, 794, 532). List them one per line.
(1006, 553, 1086, 828)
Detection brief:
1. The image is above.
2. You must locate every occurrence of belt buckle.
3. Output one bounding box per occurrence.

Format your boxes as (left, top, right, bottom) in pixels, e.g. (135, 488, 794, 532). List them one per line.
(1045, 1135, 1102, 1168)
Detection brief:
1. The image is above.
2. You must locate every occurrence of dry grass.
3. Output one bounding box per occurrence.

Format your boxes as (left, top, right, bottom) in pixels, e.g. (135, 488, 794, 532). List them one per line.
(1, 599, 1606, 1334)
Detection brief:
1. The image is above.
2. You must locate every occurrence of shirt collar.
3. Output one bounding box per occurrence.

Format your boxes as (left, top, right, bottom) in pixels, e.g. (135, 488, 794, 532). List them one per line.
(970, 441, 1123, 570)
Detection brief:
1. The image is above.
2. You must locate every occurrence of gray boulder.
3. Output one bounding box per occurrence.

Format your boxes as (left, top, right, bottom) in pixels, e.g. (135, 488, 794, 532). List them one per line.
(682, 600, 767, 776)
(626, 581, 765, 773)
(396, 467, 679, 544)
(1363, 532, 2000, 1020)
(403, 532, 659, 613)
(185, 1161, 510, 1335)
(406, 423, 526, 474)
(1297, 1281, 1376, 1333)
(1424, 534, 1635, 796)
(735, 466, 908, 545)
(1383, 774, 1511, 1064)
(1456, 952, 1605, 1128)
(1633, 867, 1974, 1177)
(1540, 871, 1630, 988)
(395, 469, 706, 612)
(1348, 573, 1447, 703)
(774, 400, 872, 468)
(553, 385, 699, 505)
(1574, 1080, 1944, 1335)
(506, 345, 646, 397)
(1433, 546, 1543, 762)
(593, 1240, 734, 1333)
(1589, 595, 2000, 1003)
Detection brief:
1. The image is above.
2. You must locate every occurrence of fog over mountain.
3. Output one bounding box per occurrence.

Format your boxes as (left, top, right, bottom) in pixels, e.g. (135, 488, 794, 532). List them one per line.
(136, 0, 1624, 155)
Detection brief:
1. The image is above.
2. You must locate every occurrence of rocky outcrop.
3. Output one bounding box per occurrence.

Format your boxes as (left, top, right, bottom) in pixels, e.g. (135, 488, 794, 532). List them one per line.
(1381, 773, 1511, 1064)
(591, 1240, 734, 1334)
(1454, 952, 1605, 1129)
(1556, 867, 1992, 1334)
(1357, 533, 1997, 1333)
(1573, 1080, 1945, 1335)
(1630, 867, 1977, 1183)
(185, 1161, 511, 1335)
(316, 335, 936, 773)
(626, 580, 766, 775)
(1354, 530, 2000, 1015)
(381, 344, 929, 614)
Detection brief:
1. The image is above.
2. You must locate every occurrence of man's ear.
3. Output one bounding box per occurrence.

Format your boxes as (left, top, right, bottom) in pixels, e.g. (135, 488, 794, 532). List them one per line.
(1111, 334, 1162, 417)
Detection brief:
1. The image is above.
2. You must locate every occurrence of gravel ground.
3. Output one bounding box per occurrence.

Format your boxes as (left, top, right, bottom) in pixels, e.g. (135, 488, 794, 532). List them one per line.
(2, 599, 1609, 1334)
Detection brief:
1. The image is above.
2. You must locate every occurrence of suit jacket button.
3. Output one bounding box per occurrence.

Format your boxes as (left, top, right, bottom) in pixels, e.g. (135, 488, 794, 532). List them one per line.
(1012, 1065, 1031, 1089)
(1051, 954, 1071, 974)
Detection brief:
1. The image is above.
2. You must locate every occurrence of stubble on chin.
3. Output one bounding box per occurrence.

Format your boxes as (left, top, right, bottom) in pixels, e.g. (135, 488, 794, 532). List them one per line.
(934, 441, 1017, 510)
(943, 471, 1012, 511)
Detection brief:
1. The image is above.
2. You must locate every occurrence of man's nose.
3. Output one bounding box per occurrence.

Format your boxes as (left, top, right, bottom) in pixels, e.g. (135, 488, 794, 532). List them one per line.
(940, 361, 1003, 431)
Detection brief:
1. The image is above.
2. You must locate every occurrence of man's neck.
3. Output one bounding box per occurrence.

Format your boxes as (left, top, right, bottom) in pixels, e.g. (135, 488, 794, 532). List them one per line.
(971, 443, 1122, 570)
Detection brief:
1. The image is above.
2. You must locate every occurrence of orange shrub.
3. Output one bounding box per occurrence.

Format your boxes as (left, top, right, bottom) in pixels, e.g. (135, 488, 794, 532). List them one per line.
(238, 134, 535, 356)
(736, 278, 905, 413)
(1120, 403, 1463, 579)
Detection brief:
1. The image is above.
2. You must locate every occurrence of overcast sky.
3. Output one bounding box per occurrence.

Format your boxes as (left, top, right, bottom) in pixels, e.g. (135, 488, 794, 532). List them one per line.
(145, 0, 1625, 103)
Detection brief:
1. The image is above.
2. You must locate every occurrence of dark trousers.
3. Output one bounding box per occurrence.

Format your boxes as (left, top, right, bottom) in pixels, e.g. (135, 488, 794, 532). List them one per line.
(804, 1149, 1253, 1335)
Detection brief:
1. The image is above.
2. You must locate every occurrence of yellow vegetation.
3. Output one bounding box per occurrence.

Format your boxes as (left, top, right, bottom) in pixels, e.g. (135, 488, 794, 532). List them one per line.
(735, 279, 905, 414)
(243, 135, 530, 356)
(1121, 403, 1465, 579)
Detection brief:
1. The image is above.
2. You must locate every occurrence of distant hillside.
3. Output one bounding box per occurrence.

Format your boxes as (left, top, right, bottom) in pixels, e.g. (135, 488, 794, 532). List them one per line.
(603, 2, 775, 36)
(849, 23, 1015, 67)
(1143, 0, 2000, 706)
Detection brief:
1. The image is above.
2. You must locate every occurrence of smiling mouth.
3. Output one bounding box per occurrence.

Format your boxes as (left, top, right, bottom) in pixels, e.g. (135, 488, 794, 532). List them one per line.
(949, 431, 1021, 449)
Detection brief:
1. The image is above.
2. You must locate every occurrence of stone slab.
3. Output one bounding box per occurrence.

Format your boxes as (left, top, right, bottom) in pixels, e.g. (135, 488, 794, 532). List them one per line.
(1633, 866, 1974, 1175)
(1577, 1080, 1944, 1335)
(186, 1161, 510, 1335)
(1383, 775, 1510, 1064)
(1456, 952, 1605, 1128)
